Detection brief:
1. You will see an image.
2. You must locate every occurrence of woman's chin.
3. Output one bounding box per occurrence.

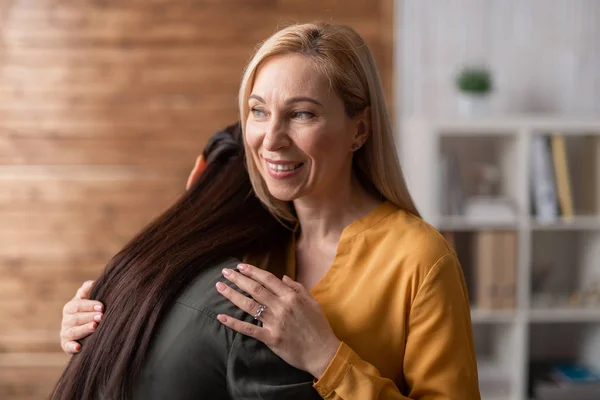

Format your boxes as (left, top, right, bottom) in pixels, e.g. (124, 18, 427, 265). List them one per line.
(269, 192, 297, 202)
(266, 186, 302, 202)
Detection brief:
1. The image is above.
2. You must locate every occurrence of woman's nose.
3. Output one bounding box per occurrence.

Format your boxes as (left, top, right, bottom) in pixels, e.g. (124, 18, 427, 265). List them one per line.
(263, 118, 290, 151)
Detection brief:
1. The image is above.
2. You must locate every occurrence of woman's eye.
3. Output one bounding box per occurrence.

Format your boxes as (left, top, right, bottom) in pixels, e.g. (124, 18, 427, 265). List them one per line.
(292, 111, 315, 120)
(251, 108, 266, 118)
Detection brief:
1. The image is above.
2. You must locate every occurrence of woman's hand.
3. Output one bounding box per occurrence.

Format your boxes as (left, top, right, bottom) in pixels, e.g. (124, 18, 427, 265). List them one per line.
(215, 264, 341, 378)
(60, 281, 104, 354)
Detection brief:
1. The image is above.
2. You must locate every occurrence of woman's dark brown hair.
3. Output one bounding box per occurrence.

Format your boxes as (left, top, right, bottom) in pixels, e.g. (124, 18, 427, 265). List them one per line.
(51, 122, 289, 399)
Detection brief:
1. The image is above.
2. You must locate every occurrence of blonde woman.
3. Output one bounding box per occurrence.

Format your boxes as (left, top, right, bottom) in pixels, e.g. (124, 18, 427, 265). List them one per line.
(60, 23, 480, 399)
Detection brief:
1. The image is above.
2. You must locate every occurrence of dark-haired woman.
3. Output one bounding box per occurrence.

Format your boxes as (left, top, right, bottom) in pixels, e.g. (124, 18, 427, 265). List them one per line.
(52, 123, 321, 399)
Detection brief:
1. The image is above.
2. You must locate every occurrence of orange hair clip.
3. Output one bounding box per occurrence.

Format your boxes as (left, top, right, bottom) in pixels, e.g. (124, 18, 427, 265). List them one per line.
(185, 155, 208, 190)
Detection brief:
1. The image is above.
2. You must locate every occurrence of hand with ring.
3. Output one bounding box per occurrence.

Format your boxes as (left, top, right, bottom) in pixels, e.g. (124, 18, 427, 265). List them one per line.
(215, 264, 341, 378)
(254, 304, 266, 320)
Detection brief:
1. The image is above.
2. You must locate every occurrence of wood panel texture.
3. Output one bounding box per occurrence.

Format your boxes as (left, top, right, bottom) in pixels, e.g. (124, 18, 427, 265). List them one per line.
(0, 0, 394, 397)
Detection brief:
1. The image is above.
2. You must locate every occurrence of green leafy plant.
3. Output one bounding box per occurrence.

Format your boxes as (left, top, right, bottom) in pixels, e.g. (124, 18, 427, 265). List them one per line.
(455, 66, 493, 95)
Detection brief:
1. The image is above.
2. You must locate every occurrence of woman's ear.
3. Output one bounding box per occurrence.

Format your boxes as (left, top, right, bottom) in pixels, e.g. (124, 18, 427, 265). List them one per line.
(352, 107, 371, 148)
(186, 155, 207, 190)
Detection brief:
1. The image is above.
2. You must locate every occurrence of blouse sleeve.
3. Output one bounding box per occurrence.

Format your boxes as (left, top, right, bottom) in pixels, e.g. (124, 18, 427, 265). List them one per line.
(313, 252, 481, 400)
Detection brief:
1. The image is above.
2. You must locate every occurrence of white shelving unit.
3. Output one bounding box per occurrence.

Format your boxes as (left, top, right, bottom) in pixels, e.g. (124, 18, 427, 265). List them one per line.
(398, 117, 600, 400)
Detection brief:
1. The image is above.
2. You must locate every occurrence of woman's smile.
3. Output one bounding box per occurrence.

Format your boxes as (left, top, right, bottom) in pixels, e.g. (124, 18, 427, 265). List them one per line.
(264, 158, 305, 179)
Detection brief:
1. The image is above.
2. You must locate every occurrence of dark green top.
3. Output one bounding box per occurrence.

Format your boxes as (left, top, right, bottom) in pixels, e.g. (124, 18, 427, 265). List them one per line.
(133, 258, 321, 400)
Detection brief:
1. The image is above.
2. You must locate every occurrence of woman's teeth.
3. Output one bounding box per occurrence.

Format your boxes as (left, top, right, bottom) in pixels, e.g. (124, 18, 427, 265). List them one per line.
(267, 162, 302, 172)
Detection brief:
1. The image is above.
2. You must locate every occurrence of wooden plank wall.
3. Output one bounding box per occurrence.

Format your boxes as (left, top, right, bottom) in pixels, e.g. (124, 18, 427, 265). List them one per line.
(0, 0, 394, 398)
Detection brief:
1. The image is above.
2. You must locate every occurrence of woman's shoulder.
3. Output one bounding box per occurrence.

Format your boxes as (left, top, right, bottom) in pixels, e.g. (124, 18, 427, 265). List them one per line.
(176, 257, 251, 321)
(368, 205, 456, 276)
(176, 258, 239, 310)
(134, 258, 244, 399)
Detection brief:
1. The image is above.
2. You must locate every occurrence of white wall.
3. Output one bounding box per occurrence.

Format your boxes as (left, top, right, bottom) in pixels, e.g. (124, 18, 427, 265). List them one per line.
(398, 0, 600, 117)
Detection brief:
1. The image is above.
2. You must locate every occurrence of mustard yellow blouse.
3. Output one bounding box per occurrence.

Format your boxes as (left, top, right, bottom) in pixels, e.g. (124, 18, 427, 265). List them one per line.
(279, 201, 481, 399)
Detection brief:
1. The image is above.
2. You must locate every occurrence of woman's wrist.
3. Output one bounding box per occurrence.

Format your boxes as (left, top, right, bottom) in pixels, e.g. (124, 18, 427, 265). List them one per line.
(310, 336, 342, 379)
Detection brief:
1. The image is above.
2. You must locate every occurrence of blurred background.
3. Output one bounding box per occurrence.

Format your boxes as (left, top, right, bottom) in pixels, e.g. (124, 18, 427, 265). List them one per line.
(0, 0, 394, 398)
(1, 0, 599, 399)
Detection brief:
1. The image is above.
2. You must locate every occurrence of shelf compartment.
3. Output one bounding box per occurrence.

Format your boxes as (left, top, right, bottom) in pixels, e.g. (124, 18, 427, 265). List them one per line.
(529, 134, 600, 222)
(443, 230, 519, 311)
(475, 324, 516, 399)
(531, 231, 600, 311)
(439, 135, 520, 224)
(528, 323, 600, 399)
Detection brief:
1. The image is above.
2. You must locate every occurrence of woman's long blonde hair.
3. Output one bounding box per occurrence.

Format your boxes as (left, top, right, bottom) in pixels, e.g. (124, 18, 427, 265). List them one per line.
(239, 22, 420, 223)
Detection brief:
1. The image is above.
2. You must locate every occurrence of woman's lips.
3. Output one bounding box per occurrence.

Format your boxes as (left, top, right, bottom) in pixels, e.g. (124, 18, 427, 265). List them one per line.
(264, 159, 304, 179)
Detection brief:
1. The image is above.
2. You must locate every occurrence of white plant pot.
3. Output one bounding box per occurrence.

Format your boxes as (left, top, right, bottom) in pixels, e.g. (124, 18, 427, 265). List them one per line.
(457, 93, 490, 117)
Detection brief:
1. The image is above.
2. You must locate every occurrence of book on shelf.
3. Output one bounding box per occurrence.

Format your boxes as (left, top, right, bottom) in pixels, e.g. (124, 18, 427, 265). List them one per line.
(474, 231, 496, 309)
(440, 152, 465, 216)
(473, 231, 517, 310)
(551, 363, 600, 385)
(530, 135, 559, 223)
(533, 362, 600, 400)
(499, 231, 517, 309)
(530, 133, 581, 221)
(550, 134, 574, 218)
(579, 135, 600, 215)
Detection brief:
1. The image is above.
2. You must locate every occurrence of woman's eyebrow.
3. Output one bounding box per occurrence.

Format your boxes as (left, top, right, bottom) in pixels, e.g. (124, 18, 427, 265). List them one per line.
(249, 94, 265, 103)
(285, 96, 323, 106)
(249, 94, 323, 107)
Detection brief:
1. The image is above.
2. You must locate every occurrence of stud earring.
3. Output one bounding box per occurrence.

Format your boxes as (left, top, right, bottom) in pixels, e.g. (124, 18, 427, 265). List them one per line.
(352, 143, 361, 151)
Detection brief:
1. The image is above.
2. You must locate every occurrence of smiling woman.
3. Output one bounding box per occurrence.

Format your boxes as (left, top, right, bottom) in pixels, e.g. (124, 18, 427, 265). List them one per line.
(214, 22, 481, 399)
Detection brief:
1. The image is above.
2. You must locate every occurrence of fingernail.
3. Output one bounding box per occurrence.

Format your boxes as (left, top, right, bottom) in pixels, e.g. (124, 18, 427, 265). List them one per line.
(222, 268, 232, 276)
(94, 305, 103, 311)
(94, 314, 102, 322)
(237, 264, 247, 271)
(217, 314, 228, 323)
(216, 282, 227, 292)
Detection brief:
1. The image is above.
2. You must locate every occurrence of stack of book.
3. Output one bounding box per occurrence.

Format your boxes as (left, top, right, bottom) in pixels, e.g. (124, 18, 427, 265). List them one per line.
(534, 363, 600, 400)
(473, 230, 517, 310)
(530, 134, 579, 223)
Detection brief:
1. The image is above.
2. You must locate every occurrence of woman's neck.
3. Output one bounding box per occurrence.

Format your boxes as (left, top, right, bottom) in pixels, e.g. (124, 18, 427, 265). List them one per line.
(293, 176, 382, 246)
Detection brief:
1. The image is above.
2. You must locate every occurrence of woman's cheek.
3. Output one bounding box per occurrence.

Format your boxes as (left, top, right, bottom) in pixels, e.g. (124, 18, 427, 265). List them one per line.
(244, 125, 262, 151)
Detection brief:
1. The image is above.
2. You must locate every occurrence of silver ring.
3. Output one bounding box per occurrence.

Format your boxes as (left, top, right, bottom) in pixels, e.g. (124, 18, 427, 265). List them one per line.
(254, 304, 266, 320)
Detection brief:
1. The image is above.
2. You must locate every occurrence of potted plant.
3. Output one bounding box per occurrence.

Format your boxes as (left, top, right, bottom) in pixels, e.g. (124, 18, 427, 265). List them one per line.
(455, 66, 493, 116)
